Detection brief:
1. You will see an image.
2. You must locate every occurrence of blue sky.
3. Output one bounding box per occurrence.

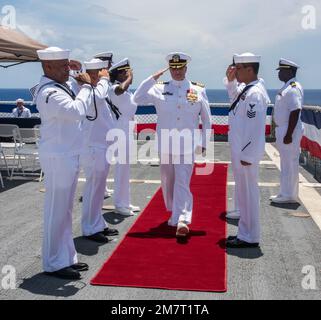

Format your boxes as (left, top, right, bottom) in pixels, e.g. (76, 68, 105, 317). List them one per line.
(0, 0, 320, 89)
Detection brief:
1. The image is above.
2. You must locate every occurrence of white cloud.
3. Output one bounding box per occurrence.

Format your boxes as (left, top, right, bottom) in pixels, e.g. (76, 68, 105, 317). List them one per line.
(1, 0, 321, 88)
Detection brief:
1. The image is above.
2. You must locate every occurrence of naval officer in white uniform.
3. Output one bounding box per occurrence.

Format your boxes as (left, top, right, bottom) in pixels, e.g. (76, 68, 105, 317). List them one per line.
(35, 47, 101, 279)
(270, 59, 304, 204)
(80, 59, 119, 243)
(224, 53, 270, 248)
(108, 58, 140, 216)
(133, 52, 211, 237)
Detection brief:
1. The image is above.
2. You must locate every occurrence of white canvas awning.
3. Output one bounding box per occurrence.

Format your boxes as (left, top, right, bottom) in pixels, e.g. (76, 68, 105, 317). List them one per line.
(0, 26, 47, 67)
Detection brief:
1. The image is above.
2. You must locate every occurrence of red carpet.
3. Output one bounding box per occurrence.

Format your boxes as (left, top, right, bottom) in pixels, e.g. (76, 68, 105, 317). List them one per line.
(91, 163, 228, 292)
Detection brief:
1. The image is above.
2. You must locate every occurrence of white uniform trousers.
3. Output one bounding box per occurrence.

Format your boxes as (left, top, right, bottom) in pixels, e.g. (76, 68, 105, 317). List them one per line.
(160, 154, 194, 225)
(233, 157, 261, 243)
(114, 163, 130, 208)
(275, 126, 302, 199)
(39, 154, 79, 272)
(230, 151, 240, 212)
(81, 147, 109, 236)
(113, 127, 131, 208)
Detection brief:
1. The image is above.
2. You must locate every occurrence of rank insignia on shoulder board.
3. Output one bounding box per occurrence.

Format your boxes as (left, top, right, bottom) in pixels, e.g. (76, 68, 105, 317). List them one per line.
(191, 81, 205, 88)
(290, 82, 297, 88)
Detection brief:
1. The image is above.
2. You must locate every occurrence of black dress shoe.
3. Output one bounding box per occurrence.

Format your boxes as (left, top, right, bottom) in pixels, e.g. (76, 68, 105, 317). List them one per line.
(227, 235, 237, 241)
(226, 238, 259, 248)
(103, 227, 119, 236)
(71, 262, 89, 272)
(85, 232, 109, 243)
(44, 267, 81, 280)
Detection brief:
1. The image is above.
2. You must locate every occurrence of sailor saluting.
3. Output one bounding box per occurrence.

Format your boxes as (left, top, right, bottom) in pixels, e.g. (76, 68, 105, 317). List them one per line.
(35, 47, 107, 279)
(80, 58, 119, 243)
(108, 58, 141, 216)
(224, 52, 270, 248)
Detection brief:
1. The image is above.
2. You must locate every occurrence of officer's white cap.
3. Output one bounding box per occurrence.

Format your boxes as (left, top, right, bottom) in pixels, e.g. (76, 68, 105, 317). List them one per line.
(84, 58, 108, 70)
(94, 52, 113, 60)
(233, 52, 261, 64)
(37, 47, 71, 61)
(16, 98, 24, 103)
(277, 58, 300, 70)
(166, 52, 191, 68)
(109, 58, 130, 73)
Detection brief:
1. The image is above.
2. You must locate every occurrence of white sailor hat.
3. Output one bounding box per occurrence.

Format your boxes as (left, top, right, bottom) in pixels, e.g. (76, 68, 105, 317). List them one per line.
(166, 52, 191, 69)
(277, 58, 300, 70)
(37, 46, 71, 61)
(16, 98, 24, 103)
(109, 58, 131, 73)
(94, 51, 113, 61)
(233, 52, 261, 64)
(84, 58, 108, 70)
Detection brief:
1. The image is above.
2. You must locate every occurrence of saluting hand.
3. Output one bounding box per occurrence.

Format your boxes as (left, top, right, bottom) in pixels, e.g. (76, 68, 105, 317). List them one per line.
(226, 65, 237, 82)
(153, 67, 169, 81)
(76, 73, 92, 85)
(69, 60, 82, 71)
(98, 68, 110, 79)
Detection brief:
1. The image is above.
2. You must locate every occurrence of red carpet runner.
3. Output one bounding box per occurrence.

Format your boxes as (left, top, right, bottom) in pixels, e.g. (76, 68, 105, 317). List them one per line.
(91, 163, 228, 292)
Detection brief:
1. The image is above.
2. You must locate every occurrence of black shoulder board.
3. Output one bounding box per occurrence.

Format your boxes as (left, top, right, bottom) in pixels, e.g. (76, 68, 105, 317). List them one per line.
(157, 81, 169, 85)
(290, 82, 297, 88)
(46, 90, 57, 103)
(191, 81, 205, 88)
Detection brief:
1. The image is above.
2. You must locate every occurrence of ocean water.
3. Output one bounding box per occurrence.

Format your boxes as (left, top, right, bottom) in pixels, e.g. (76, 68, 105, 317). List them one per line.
(0, 88, 321, 105)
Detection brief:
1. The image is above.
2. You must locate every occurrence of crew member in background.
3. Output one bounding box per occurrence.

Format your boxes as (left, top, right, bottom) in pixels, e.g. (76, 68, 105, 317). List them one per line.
(270, 59, 304, 204)
(12, 98, 31, 118)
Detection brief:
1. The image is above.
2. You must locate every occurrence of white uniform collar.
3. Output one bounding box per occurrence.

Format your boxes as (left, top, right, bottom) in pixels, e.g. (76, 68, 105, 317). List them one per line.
(33, 76, 66, 103)
(284, 77, 297, 88)
(171, 78, 189, 87)
(247, 79, 260, 86)
(247, 78, 270, 104)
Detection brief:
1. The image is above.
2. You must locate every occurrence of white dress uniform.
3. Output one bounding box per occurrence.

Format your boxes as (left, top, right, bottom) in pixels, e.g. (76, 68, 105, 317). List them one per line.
(133, 53, 211, 227)
(225, 53, 270, 244)
(273, 60, 304, 201)
(80, 59, 115, 236)
(35, 47, 93, 272)
(108, 59, 137, 210)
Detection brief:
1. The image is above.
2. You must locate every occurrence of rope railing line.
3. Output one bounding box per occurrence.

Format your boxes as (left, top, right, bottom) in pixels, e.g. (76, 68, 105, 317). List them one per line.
(0, 101, 320, 109)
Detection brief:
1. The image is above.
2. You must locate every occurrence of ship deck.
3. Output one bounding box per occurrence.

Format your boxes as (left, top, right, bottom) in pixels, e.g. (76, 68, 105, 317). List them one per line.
(0, 141, 321, 300)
